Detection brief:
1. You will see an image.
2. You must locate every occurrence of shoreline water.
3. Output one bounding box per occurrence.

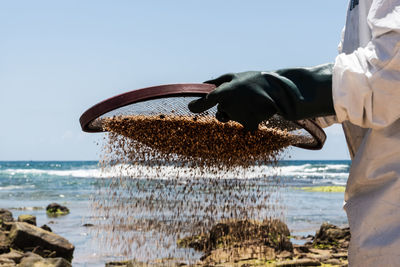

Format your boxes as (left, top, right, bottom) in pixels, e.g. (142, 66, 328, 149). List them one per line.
(0, 160, 349, 266)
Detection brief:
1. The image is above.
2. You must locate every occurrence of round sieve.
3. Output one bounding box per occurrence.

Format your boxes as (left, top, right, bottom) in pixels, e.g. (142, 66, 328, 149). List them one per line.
(79, 83, 326, 150)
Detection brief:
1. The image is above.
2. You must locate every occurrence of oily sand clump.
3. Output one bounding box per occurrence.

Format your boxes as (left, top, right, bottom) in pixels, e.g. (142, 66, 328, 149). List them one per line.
(91, 114, 293, 262)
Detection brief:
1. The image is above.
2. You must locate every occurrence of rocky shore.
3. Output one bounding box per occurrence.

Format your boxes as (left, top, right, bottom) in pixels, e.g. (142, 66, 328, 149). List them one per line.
(0, 204, 73, 267)
(0, 205, 349, 267)
(107, 219, 350, 267)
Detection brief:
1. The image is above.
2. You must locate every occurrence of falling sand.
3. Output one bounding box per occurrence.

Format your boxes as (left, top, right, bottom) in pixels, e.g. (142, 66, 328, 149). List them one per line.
(91, 114, 295, 263)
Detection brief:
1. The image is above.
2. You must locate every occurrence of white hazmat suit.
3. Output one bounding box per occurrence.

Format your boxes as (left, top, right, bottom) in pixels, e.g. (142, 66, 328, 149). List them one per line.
(317, 0, 400, 265)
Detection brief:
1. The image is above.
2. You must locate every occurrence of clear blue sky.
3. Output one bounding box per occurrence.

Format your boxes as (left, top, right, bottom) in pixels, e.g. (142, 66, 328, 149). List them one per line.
(0, 0, 350, 160)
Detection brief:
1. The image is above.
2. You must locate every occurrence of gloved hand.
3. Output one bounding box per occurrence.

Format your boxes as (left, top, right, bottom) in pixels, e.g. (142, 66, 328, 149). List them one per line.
(188, 63, 335, 131)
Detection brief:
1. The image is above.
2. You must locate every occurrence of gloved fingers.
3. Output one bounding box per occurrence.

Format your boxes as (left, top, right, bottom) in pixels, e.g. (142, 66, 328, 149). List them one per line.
(215, 105, 230, 123)
(241, 117, 260, 132)
(188, 94, 218, 113)
(188, 84, 227, 113)
(216, 111, 230, 122)
(189, 73, 234, 113)
(204, 73, 235, 87)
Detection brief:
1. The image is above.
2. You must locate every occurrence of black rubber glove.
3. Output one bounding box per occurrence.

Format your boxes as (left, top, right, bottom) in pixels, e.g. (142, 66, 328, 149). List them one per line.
(188, 63, 335, 131)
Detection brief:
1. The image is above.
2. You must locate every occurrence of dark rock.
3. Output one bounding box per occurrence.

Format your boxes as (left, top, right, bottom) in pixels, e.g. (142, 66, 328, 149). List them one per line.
(105, 260, 156, 266)
(277, 250, 292, 259)
(201, 244, 276, 264)
(46, 203, 70, 217)
(19, 252, 71, 267)
(178, 219, 292, 253)
(9, 222, 74, 261)
(41, 224, 53, 232)
(277, 258, 321, 266)
(82, 223, 94, 227)
(1, 222, 14, 231)
(261, 219, 292, 251)
(306, 250, 331, 261)
(313, 223, 350, 249)
(105, 261, 132, 266)
(0, 209, 13, 224)
(17, 215, 36, 226)
(323, 258, 342, 265)
(0, 257, 15, 267)
(294, 245, 310, 253)
(332, 252, 348, 259)
(21, 252, 42, 260)
(0, 231, 10, 253)
(340, 240, 350, 248)
(177, 233, 208, 251)
(0, 250, 24, 264)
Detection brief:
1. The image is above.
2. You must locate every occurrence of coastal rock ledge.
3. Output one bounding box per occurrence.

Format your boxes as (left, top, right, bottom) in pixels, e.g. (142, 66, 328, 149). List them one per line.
(0, 208, 74, 266)
(9, 222, 74, 261)
(107, 220, 350, 267)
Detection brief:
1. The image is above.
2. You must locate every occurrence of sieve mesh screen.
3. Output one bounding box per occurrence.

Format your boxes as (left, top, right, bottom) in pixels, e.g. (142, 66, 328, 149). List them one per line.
(80, 84, 326, 150)
(89, 97, 317, 148)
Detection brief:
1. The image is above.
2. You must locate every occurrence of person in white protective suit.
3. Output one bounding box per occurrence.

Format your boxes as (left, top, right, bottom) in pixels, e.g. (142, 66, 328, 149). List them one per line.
(189, 0, 400, 265)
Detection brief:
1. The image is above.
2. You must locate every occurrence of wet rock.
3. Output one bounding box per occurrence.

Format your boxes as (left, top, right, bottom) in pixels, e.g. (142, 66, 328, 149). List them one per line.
(323, 258, 342, 265)
(276, 258, 321, 266)
(313, 223, 350, 249)
(17, 215, 36, 226)
(308, 248, 332, 255)
(177, 233, 208, 251)
(0, 209, 13, 224)
(276, 250, 292, 260)
(306, 252, 331, 262)
(46, 203, 70, 217)
(0, 231, 10, 253)
(332, 252, 348, 259)
(201, 245, 276, 265)
(40, 224, 52, 232)
(9, 222, 74, 261)
(0, 250, 24, 264)
(20, 252, 42, 260)
(339, 240, 349, 249)
(18, 252, 71, 267)
(168, 222, 351, 266)
(105, 261, 129, 267)
(178, 219, 292, 253)
(0, 257, 16, 267)
(1, 222, 13, 232)
(105, 261, 137, 267)
(294, 244, 310, 253)
(260, 219, 292, 252)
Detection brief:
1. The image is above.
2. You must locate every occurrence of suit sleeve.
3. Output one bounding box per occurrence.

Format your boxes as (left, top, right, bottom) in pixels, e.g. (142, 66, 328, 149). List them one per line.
(333, 0, 400, 129)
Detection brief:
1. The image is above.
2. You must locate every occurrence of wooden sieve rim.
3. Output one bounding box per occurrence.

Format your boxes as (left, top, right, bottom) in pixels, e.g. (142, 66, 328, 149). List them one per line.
(79, 83, 326, 150)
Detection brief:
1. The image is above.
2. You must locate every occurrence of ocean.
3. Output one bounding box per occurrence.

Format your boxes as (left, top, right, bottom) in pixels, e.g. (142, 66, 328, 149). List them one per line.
(0, 160, 349, 266)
